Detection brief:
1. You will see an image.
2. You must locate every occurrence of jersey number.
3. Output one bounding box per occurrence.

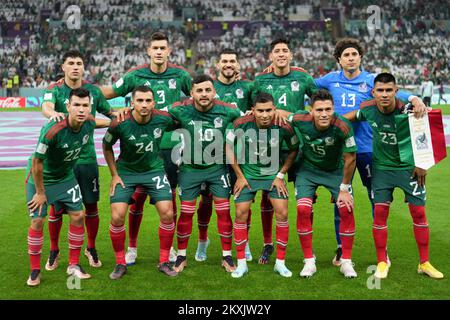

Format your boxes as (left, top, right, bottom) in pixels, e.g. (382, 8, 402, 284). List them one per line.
(152, 175, 170, 189)
(341, 93, 356, 108)
(198, 129, 214, 142)
(64, 148, 82, 162)
(410, 181, 426, 196)
(311, 144, 326, 156)
(220, 174, 231, 188)
(380, 132, 397, 145)
(67, 185, 82, 203)
(157, 90, 166, 104)
(278, 93, 287, 107)
(136, 141, 153, 153)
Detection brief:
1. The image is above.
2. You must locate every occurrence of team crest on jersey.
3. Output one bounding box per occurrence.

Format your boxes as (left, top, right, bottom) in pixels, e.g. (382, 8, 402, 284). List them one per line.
(359, 82, 368, 92)
(325, 137, 335, 146)
(168, 79, 177, 89)
(291, 81, 300, 92)
(214, 117, 223, 128)
(82, 134, 89, 145)
(154, 128, 162, 138)
(236, 88, 244, 99)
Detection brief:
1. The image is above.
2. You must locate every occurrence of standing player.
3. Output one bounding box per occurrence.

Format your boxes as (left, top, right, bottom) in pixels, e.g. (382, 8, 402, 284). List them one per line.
(41, 50, 116, 270)
(286, 89, 357, 278)
(314, 38, 427, 266)
(103, 86, 178, 279)
(194, 48, 256, 263)
(344, 73, 443, 279)
(169, 75, 242, 273)
(226, 92, 299, 278)
(251, 38, 318, 264)
(26, 88, 109, 286)
(101, 32, 192, 265)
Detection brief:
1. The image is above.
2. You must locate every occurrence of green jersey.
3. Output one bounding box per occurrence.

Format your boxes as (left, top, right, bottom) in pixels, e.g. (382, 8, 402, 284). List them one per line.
(26, 116, 96, 185)
(214, 79, 254, 112)
(169, 99, 242, 172)
(112, 63, 192, 149)
(42, 79, 112, 165)
(226, 114, 299, 180)
(251, 67, 317, 113)
(356, 98, 412, 170)
(289, 111, 357, 171)
(103, 110, 177, 175)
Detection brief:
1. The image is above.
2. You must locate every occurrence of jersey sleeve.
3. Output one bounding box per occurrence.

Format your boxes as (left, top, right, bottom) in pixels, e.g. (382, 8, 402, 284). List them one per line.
(356, 108, 367, 121)
(42, 87, 57, 105)
(181, 71, 192, 96)
(167, 104, 181, 121)
(282, 126, 300, 150)
(94, 87, 113, 116)
(103, 121, 120, 147)
(305, 74, 318, 98)
(112, 72, 134, 97)
(225, 122, 236, 145)
(314, 73, 331, 90)
(342, 118, 357, 153)
(33, 123, 54, 160)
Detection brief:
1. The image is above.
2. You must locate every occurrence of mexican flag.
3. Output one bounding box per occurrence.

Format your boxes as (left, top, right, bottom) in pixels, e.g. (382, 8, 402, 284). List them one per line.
(395, 109, 447, 170)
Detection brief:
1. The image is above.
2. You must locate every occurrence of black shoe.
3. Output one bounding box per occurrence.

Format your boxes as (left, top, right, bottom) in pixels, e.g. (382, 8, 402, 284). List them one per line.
(109, 264, 127, 280)
(85, 247, 102, 267)
(258, 244, 274, 264)
(45, 249, 60, 271)
(173, 255, 187, 272)
(332, 247, 343, 266)
(27, 269, 41, 286)
(221, 255, 236, 272)
(158, 262, 178, 277)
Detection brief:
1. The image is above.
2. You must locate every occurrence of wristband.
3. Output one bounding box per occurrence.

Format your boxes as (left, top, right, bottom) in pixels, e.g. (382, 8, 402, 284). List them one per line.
(340, 183, 351, 192)
(276, 172, 285, 179)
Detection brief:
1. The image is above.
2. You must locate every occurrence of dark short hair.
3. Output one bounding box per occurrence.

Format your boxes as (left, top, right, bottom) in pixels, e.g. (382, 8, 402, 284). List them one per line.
(310, 89, 334, 107)
(69, 87, 91, 102)
(333, 38, 365, 62)
(270, 38, 290, 51)
(253, 92, 274, 106)
(149, 32, 169, 45)
(219, 48, 239, 60)
(374, 72, 396, 85)
(192, 74, 214, 86)
(62, 50, 84, 64)
(132, 85, 154, 98)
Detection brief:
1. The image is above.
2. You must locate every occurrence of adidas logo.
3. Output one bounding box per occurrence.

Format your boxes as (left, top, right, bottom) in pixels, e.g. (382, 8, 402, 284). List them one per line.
(129, 135, 136, 140)
(144, 81, 151, 87)
(334, 83, 340, 87)
(63, 144, 69, 148)
(371, 123, 378, 128)
(266, 85, 273, 90)
(188, 120, 196, 126)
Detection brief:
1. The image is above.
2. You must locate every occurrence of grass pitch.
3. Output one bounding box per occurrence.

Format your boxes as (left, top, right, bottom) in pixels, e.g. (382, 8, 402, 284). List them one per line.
(1, 154, 449, 300)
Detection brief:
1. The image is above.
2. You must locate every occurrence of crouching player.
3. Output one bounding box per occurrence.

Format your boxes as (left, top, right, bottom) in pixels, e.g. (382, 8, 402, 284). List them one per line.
(344, 73, 443, 279)
(226, 92, 299, 278)
(25, 88, 110, 286)
(286, 89, 358, 278)
(102, 86, 178, 279)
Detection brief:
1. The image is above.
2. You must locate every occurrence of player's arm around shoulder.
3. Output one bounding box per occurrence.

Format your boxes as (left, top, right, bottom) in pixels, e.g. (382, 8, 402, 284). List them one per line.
(41, 87, 66, 121)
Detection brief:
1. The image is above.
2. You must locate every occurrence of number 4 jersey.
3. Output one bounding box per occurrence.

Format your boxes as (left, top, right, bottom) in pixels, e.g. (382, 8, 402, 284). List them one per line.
(26, 117, 96, 185)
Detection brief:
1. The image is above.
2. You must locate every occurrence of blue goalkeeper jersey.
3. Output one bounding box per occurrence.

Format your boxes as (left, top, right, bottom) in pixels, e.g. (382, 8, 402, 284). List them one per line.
(315, 70, 411, 153)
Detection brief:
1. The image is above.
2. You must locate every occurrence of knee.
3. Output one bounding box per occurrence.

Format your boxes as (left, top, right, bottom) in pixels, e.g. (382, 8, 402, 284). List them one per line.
(159, 207, 174, 223)
(70, 211, 85, 226)
(275, 210, 288, 221)
(31, 218, 44, 231)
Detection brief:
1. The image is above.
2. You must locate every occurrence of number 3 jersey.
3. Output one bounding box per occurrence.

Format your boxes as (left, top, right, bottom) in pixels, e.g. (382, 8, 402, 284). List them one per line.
(288, 110, 357, 171)
(26, 117, 96, 185)
(103, 110, 177, 175)
(356, 98, 412, 170)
